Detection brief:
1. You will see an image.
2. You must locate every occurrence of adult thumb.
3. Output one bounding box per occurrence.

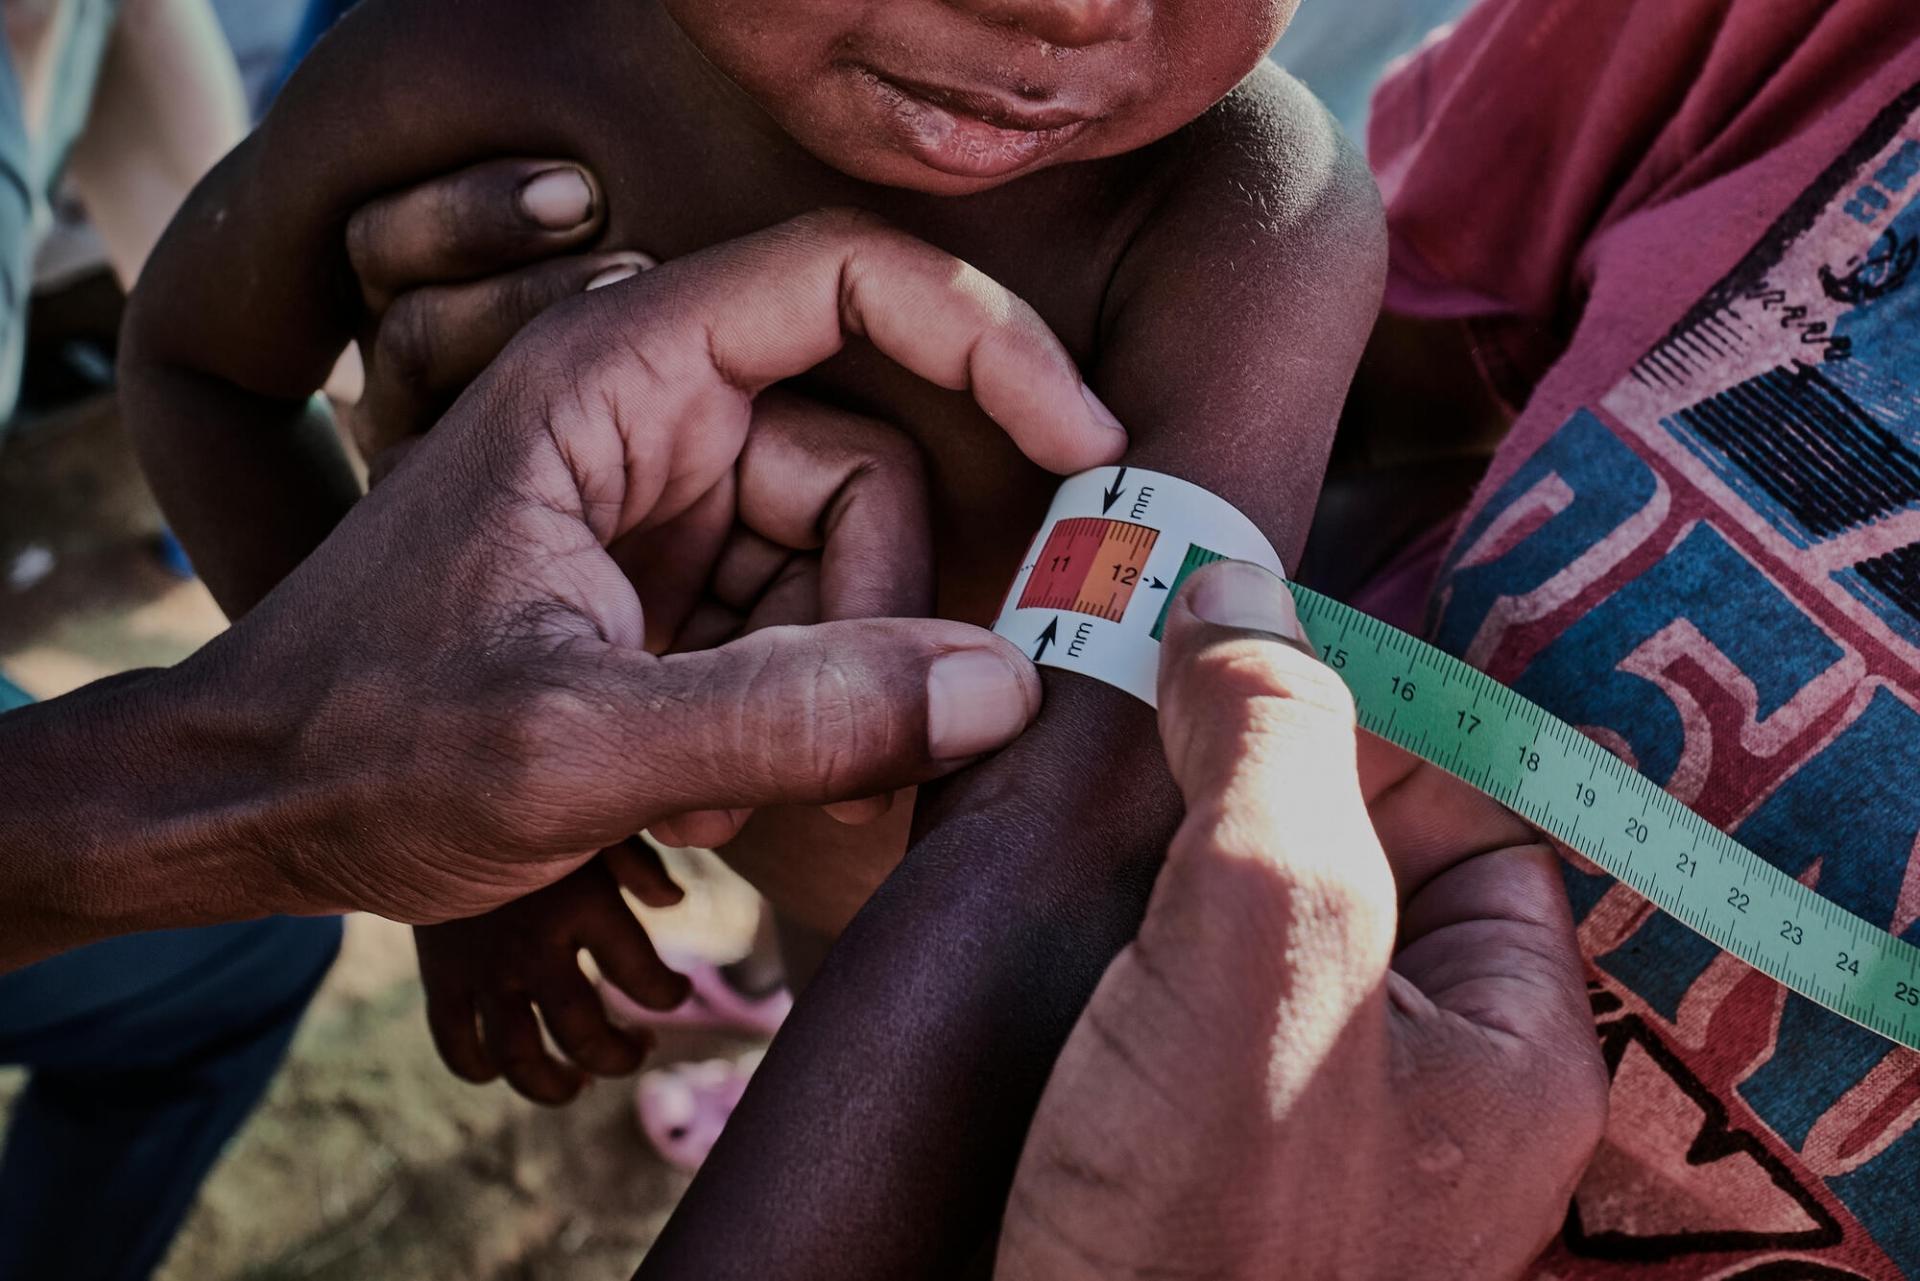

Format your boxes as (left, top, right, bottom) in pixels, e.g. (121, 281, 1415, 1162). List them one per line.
(560, 619, 1043, 836)
(1151, 562, 1395, 977)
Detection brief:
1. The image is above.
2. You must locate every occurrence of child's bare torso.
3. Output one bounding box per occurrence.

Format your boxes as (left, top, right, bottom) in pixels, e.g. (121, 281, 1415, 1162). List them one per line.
(354, 0, 1276, 925)
(138, 0, 1353, 936)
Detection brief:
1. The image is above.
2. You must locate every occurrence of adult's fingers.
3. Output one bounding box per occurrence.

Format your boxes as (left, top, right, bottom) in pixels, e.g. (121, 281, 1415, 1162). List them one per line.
(539, 619, 1041, 843)
(356, 250, 652, 456)
(1150, 560, 1397, 1003)
(511, 208, 1126, 549)
(1393, 842, 1595, 1044)
(346, 159, 605, 310)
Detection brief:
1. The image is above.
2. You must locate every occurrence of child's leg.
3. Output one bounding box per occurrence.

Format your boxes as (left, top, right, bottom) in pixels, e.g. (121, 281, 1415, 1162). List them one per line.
(717, 802, 913, 941)
(721, 903, 787, 997)
(772, 914, 835, 993)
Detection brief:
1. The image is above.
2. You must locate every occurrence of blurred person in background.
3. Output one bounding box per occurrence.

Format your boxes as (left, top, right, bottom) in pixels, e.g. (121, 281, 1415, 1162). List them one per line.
(0, 6, 624, 1277)
(0, 7, 338, 1280)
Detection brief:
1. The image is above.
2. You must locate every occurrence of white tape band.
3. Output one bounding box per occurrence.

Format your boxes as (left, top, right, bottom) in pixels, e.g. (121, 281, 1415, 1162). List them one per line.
(991, 467, 1285, 707)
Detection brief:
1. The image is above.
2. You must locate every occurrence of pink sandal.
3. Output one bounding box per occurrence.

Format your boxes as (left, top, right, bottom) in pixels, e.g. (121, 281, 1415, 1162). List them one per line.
(600, 953, 791, 1039)
(636, 1050, 764, 1171)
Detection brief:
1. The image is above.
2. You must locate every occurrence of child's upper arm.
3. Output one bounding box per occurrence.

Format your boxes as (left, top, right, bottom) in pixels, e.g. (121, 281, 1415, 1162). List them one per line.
(124, 0, 616, 393)
(120, 0, 628, 614)
(1090, 68, 1387, 566)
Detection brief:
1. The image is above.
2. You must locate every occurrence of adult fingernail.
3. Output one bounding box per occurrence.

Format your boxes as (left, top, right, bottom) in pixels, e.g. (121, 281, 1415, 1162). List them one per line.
(1080, 382, 1127, 438)
(927, 649, 1033, 760)
(520, 167, 594, 230)
(586, 264, 639, 291)
(1184, 560, 1302, 640)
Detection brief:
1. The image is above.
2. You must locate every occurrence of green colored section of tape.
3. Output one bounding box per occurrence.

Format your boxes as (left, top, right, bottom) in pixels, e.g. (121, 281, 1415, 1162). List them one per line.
(1290, 584, 1920, 1052)
(1151, 544, 1226, 641)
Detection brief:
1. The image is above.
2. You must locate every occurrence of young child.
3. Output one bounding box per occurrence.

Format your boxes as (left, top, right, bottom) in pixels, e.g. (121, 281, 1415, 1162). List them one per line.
(120, 0, 1385, 1264)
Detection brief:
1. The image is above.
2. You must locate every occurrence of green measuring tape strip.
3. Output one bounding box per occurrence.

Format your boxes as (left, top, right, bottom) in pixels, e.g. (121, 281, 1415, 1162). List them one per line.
(1290, 584, 1920, 1052)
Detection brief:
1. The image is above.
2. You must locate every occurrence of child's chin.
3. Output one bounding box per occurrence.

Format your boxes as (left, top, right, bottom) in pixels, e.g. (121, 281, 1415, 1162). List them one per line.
(808, 137, 1066, 197)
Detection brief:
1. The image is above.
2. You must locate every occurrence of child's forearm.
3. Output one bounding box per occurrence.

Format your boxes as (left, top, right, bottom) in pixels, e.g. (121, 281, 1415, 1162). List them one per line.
(640, 81, 1385, 1279)
(121, 357, 360, 617)
(639, 678, 1173, 1279)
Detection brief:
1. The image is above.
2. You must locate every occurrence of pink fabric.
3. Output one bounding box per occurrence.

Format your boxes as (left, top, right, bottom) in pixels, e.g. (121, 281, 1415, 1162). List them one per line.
(1368, 5, 1920, 1277)
(1374, 0, 1920, 412)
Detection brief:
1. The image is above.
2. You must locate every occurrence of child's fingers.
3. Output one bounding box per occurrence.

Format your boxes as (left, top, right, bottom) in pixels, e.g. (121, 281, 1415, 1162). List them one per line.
(478, 989, 585, 1106)
(707, 528, 802, 617)
(345, 159, 606, 310)
(581, 892, 694, 1013)
(413, 924, 500, 1085)
(611, 479, 738, 654)
(603, 837, 684, 909)
(535, 966, 652, 1080)
(420, 971, 496, 1085)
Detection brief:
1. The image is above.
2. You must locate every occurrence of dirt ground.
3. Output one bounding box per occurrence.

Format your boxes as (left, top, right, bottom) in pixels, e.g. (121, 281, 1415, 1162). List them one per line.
(1, 394, 765, 1279)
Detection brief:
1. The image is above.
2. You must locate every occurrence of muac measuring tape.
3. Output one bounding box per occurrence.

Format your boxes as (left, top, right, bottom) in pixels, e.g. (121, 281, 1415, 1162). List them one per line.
(993, 466, 1920, 1053)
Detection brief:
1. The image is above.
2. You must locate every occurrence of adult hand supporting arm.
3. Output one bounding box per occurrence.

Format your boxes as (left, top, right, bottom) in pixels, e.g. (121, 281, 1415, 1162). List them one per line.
(1001, 562, 1606, 1279)
(0, 212, 1123, 971)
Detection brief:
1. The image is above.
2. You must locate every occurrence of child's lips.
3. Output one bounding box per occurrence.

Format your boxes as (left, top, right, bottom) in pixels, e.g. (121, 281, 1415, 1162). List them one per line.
(855, 68, 1094, 180)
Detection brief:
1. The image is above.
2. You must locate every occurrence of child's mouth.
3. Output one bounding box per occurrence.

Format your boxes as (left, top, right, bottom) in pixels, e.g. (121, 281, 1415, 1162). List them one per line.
(853, 68, 1093, 181)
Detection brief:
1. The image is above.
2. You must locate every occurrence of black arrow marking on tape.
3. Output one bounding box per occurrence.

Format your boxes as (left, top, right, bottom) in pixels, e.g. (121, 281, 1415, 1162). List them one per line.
(1034, 618, 1060, 661)
(1101, 467, 1127, 515)
(1148, 577, 1168, 590)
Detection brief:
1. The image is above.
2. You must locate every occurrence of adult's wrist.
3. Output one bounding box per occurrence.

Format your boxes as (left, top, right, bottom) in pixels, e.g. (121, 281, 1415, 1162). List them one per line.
(0, 660, 302, 970)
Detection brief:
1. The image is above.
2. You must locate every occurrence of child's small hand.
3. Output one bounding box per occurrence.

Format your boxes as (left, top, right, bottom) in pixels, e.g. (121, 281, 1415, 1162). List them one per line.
(413, 841, 692, 1104)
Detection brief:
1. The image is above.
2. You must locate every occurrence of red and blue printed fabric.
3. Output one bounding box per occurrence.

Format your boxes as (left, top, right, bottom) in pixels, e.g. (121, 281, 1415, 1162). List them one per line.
(1371, 3, 1920, 1276)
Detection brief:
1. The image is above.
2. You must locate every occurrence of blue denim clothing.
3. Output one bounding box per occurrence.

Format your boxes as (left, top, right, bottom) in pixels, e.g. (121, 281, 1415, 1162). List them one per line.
(0, 916, 343, 1281)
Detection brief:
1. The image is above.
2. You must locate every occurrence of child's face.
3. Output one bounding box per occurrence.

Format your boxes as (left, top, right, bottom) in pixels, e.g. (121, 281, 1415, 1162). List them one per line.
(665, 0, 1297, 194)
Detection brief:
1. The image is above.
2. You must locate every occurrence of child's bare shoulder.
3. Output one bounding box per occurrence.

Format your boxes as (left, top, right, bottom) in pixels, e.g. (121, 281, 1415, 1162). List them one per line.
(128, 0, 643, 387)
(1114, 63, 1386, 309)
(1085, 65, 1387, 559)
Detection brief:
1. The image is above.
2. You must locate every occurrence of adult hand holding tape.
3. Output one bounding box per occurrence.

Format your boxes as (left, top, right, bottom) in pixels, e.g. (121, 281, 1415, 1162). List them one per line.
(1000, 560, 1607, 1281)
